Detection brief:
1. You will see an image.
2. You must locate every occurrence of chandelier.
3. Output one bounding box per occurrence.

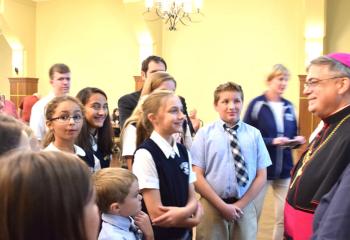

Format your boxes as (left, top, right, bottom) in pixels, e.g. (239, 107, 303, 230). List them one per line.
(144, 0, 203, 31)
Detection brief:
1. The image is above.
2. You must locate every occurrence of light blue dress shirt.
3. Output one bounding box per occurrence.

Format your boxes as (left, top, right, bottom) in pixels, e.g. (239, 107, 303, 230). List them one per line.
(190, 119, 271, 198)
(98, 214, 139, 240)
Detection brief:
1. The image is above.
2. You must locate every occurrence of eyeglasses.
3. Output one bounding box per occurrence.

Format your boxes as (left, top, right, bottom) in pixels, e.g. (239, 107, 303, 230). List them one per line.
(50, 114, 83, 123)
(304, 76, 343, 89)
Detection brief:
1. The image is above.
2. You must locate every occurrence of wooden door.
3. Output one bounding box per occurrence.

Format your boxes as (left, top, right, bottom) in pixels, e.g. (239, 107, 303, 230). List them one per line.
(8, 77, 39, 108)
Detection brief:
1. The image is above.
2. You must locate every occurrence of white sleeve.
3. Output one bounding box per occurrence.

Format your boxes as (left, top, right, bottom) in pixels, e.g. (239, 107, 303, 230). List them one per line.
(187, 150, 197, 184)
(122, 124, 137, 156)
(29, 102, 46, 141)
(132, 148, 159, 190)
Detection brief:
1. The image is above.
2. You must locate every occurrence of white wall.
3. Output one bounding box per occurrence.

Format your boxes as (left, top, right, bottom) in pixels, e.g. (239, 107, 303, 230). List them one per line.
(325, 0, 350, 53)
(162, 0, 304, 123)
(0, 34, 12, 97)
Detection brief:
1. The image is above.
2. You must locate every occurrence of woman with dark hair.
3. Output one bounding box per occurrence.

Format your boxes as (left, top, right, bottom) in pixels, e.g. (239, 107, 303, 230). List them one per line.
(0, 150, 99, 240)
(76, 87, 114, 171)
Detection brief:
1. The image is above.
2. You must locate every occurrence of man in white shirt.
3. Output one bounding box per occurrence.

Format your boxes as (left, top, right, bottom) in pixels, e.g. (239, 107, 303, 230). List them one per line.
(30, 63, 71, 143)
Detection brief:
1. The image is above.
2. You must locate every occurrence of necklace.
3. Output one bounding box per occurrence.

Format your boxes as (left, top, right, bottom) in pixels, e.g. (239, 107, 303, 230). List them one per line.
(289, 113, 350, 189)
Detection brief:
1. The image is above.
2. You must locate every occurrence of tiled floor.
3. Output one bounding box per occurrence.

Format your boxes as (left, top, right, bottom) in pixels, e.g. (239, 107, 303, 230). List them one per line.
(257, 187, 274, 240)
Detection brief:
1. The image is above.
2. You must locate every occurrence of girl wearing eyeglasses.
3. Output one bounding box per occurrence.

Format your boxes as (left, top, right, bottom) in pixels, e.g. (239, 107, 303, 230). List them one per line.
(76, 87, 114, 171)
(43, 96, 86, 160)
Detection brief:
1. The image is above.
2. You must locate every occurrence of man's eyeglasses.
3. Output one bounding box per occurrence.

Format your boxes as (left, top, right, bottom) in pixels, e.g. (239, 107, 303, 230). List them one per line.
(304, 76, 343, 89)
(50, 114, 83, 123)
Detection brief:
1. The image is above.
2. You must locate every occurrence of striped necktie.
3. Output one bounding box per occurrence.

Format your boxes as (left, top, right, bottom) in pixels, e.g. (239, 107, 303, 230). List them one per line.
(224, 124, 249, 187)
(129, 219, 143, 240)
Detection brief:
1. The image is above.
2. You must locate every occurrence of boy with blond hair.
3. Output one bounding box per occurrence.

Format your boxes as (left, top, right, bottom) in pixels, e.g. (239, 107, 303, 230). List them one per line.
(94, 168, 154, 240)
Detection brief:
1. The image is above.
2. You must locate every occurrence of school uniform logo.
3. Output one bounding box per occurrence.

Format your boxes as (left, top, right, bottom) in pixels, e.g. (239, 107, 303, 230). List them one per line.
(179, 162, 189, 175)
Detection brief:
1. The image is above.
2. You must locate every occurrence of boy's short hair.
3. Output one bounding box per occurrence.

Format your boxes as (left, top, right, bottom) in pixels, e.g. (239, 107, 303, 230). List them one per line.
(214, 82, 244, 104)
(93, 168, 137, 213)
(49, 63, 70, 79)
(141, 55, 167, 74)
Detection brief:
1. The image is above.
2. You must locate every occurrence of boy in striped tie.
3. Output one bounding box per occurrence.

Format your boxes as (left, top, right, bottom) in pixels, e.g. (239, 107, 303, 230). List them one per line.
(191, 82, 271, 240)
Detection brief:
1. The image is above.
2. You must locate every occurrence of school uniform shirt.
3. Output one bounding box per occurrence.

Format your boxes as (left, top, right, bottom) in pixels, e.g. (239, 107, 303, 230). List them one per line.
(30, 92, 55, 141)
(132, 131, 196, 240)
(99, 214, 141, 240)
(44, 142, 86, 157)
(92, 135, 105, 165)
(43, 143, 100, 172)
(244, 94, 298, 180)
(285, 105, 350, 240)
(133, 131, 196, 189)
(76, 133, 111, 172)
(190, 119, 271, 199)
(122, 123, 137, 157)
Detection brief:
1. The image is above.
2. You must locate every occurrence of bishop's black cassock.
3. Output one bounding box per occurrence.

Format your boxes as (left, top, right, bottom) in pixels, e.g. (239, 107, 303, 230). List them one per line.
(285, 105, 350, 240)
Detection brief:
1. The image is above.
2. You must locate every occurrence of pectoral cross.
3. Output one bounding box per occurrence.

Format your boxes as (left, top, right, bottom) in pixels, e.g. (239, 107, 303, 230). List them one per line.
(289, 149, 312, 189)
(289, 167, 303, 189)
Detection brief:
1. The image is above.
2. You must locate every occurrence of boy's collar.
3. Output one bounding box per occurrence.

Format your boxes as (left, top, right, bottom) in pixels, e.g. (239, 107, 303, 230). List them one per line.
(219, 119, 241, 128)
(101, 213, 131, 231)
